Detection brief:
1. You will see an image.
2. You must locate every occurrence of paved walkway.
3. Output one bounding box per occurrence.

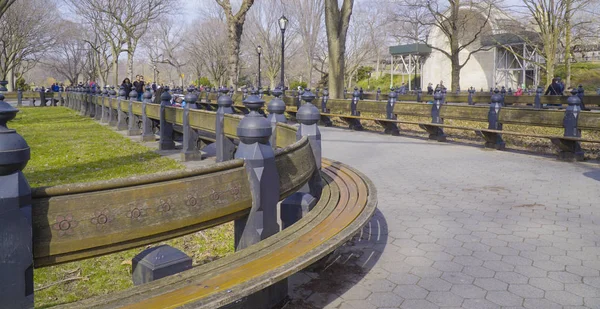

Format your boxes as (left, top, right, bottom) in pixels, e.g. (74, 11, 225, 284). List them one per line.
(286, 127, 600, 309)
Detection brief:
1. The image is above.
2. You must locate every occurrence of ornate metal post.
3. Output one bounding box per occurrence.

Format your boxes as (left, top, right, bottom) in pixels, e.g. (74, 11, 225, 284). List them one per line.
(180, 89, 202, 161)
(419, 90, 446, 141)
(468, 87, 475, 105)
(577, 84, 586, 110)
(234, 93, 280, 249)
(266, 88, 287, 148)
(159, 87, 175, 150)
(116, 87, 129, 130)
(320, 88, 333, 127)
(141, 86, 155, 142)
(127, 89, 141, 136)
(382, 90, 400, 136)
(376, 87, 381, 101)
(215, 88, 235, 162)
(0, 93, 33, 308)
(17, 88, 23, 107)
(480, 89, 505, 149)
(551, 89, 584, 161)
(281, 88, 322, 226)
(534, 86, 543, 109)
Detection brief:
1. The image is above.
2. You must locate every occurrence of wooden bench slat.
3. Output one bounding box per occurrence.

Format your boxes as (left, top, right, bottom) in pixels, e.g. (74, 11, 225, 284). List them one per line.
(64, 169, 339, 308)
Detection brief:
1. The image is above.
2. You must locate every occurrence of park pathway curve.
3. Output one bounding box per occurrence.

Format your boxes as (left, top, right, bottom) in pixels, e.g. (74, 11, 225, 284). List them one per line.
(285, 127, 600, 309)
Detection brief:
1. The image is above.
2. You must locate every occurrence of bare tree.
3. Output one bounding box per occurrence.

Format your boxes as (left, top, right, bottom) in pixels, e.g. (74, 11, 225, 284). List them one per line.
(0, 0, 16, 19)
(0, 0, 58, 90)
(187, 18, 229, 86)
(395, 0, 495, 91)
(290, 0, 323, 88)
(215, 0, 255, 89)
(43, 21, 89, 85)
(101, 0, 177, 80)
(68, 0, 128, 86)
(324, 0, 354, 98)
(520, 0, 567, 86)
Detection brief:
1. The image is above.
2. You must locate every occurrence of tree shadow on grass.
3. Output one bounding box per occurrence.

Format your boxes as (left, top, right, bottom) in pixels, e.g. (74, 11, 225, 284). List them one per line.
(284, 208, 388, 308)
(25, 149, 176, 188)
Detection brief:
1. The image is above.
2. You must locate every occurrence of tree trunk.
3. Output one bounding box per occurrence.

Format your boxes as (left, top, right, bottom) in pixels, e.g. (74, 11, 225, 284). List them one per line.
(328, 38, 346, 98)
(324, 0, 353, 99)
(307, 57, 313, 89)
(226, 23, 243, 89)
(565, 0, 572, 88)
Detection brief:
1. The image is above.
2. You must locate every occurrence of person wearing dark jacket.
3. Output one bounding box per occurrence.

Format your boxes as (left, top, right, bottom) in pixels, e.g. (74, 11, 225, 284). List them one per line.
(544, 78, 564, 96)
(121, 78, 133, 99)
(133, 75, 145, 101)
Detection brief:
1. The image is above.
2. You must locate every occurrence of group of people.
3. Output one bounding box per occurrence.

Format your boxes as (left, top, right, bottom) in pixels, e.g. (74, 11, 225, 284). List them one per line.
(121, 75, 146, 101)
(544, 77, 566, 95)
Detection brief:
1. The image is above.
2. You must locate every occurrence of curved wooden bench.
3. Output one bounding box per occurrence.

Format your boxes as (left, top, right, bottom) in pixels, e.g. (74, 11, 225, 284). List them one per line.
(56, 159, 376, 308)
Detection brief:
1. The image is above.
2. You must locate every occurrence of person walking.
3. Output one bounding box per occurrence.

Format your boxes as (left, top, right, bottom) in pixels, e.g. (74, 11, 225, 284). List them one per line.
(133, 75, 145, 101)
(121, 78, 133, 99)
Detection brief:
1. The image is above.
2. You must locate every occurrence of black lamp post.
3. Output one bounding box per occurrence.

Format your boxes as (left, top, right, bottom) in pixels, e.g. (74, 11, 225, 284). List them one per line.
(257, 45, 262, 89)
(278, 15, 288, 90)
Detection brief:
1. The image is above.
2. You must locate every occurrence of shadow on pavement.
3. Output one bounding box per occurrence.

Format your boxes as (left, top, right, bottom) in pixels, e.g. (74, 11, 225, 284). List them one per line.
(283, 208, 388, 309)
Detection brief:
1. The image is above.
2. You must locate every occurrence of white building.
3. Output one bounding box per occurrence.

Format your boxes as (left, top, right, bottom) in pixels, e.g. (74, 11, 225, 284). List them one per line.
(389, 6, 541, 91)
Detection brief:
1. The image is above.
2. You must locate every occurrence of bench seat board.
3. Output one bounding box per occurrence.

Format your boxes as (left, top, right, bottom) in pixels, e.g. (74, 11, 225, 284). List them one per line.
(58, 159, 377, 309)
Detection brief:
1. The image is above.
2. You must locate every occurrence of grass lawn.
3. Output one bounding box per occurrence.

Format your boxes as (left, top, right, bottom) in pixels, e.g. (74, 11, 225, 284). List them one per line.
(10, 107, 234, 308)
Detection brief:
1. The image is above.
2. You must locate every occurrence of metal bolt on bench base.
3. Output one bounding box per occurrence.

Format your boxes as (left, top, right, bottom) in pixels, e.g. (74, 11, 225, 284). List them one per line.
(551, 89, 584, 161)
(132, 245, 192, 286)
(0, 93, 34, 308)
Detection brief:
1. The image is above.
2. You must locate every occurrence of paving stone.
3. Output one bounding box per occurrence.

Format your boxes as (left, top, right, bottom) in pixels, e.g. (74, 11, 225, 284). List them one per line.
(508, 284, 545, 298)
(483, 260, 515, 272)
(514, 265, 547, 278)
(463, 266, 495, 278)
(409, 266, 442, 278)
(362, 278, 396, 292)
(450, 284, 487, 299)
(529, 277, 565, 291)
(285, 127, 600, 309)
(418, 278, 452, 291)
(548, 271, 583, 284)
(307, 292, 342, 307)
(393, 285, 429, 299)
(545, 290, 584, 306)
(387, 273, 420, 285)
(441, 272, 475, 284)
(400, 299, 439, 309)
(366, 292, 404, 307)
(474, 278, 508, 291)
(432, 261, 463, 272)
(565, 283, 600, 298)
(404, 256, 433, 267)
(566, 265, 600, 277)
(486, 291, 524, 306)
(494, 271, 529, 284)
(426, 291, 464, 307)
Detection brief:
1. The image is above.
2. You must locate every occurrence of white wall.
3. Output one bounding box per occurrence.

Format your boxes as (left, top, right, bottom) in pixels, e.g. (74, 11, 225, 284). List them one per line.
(422, 27, 495, 91)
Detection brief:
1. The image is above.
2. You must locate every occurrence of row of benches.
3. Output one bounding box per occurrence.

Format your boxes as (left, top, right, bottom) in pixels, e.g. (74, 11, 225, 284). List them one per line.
(27, 90, 378, 308)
